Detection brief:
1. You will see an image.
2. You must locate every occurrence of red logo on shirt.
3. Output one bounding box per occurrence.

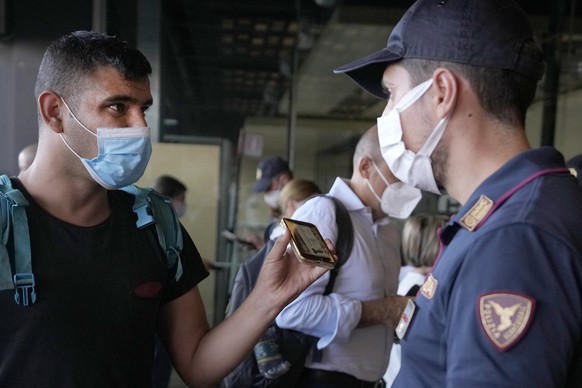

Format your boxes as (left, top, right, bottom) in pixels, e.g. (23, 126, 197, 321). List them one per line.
(478, 292, 535, 351)
(132, 281, 163, 298)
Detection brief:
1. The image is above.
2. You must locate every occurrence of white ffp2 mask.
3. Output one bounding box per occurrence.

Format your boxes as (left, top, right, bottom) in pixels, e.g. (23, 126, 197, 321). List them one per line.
(365, 161, 422, 219)
(377, 79, 449, 194)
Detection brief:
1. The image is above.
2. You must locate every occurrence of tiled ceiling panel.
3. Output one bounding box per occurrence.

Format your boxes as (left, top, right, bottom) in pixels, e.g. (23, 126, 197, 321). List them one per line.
(159, 0, 582, 140)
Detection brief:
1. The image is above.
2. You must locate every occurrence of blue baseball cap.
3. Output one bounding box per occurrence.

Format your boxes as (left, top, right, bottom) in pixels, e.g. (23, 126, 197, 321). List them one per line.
(253, 156, 290, 192)
(334, 0, 545, 99)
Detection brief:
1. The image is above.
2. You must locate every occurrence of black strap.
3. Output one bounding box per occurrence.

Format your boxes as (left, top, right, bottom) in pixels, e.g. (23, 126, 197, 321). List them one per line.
(319, 195, 353, 296)
(305, 194, 354, 363)
(405, 284, 421, 297)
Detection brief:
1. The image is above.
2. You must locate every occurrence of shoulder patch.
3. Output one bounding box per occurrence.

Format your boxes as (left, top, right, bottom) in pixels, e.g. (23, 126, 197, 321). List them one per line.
(478, 292, 536, 351)
(420, 274, 438, 300)
(460, 195, 493, 231)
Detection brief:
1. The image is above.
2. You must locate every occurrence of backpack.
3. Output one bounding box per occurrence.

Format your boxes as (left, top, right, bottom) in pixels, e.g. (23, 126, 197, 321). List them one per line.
(224, 194, 354, 388)
(0, 174, 184, 306)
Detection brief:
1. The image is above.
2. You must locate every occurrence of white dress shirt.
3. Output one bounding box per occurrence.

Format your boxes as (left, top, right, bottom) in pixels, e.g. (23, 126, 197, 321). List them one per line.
(276, 178, 401, 382)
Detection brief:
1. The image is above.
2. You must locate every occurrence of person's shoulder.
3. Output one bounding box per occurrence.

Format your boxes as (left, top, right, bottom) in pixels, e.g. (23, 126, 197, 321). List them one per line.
(292, 195, 337, 224)
(302, 193, 338, 209)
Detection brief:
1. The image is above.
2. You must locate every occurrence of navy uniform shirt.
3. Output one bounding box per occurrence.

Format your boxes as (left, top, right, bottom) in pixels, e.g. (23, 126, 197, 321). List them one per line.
(395, 147, 582, 387)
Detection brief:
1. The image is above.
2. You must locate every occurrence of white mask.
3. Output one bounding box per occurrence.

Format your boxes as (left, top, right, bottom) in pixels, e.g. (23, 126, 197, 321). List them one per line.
(365, 161, 422, 219)
(377, 79, 450, 194)
(264, 189, 281, 209)
(173, 201, 187, 218)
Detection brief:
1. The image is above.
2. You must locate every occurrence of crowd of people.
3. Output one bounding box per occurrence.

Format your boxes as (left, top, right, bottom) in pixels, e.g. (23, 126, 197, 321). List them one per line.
(2, 0, 581, 387)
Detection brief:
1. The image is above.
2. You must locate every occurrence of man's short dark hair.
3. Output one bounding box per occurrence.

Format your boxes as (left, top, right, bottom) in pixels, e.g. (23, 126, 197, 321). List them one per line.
(153, 175, 187, 198)
(34, 31, 152, 106)
(399, 39, 543, 127)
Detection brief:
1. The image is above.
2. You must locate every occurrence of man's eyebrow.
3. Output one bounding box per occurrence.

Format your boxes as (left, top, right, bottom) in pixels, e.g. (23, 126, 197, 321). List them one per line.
(103, 95, 153, 107)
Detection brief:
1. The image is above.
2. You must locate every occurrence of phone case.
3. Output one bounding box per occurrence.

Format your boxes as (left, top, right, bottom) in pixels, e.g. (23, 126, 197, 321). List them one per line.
(280, 218, 336, 269)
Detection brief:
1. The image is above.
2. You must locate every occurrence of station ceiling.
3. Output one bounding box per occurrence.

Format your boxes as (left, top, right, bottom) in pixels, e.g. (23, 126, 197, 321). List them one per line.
(158, 0, 582, 142)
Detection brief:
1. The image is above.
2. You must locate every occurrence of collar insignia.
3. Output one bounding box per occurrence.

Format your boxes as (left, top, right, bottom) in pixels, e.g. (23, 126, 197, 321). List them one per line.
(420, 274, 438, 300)
(460, 195, 493, 231)
(479, 292, 536, 351)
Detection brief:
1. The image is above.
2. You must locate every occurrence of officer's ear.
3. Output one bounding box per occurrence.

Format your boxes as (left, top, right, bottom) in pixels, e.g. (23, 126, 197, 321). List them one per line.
(431, 68, 458, 120)
(38, 91, 64, 133)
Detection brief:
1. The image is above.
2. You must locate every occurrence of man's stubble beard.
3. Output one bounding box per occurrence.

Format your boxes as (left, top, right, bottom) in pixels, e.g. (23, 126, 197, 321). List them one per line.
(431, 142, 448, 193)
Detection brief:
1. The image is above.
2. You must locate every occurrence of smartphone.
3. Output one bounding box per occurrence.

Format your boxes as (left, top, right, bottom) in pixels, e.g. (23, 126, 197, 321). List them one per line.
(280, 218, 336, 269)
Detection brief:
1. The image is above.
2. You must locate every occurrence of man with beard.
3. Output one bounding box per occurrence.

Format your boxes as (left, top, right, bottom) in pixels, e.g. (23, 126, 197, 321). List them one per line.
(335, 0, 582, 386)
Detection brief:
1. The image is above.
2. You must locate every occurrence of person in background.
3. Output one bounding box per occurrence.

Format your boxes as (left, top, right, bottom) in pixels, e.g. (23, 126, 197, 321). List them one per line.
(253, 155, 294, 212)
(278, 178, 321, 214)
(334, 0, 582, 385)
(276, 125, 419, 387)
(152, 174, 216, 271)
(384, 213, 448, 386)
(271, 178, 322, 237)
(245, 156, 294, 249)
(18, 142, 38, 173)
(228, 178, 323, 318)
(153, 174, 187, 218)
(150, 174, 188, 388)
(1, 30, 329, 387)
(224, 178, 322, 387)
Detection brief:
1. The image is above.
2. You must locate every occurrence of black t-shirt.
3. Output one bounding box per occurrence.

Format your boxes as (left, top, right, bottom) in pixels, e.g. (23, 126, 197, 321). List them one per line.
(0, 180, 208, 387)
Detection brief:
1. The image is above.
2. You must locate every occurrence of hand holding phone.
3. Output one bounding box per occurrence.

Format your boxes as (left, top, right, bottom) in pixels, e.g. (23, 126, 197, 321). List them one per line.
(280, 218, 336, 269)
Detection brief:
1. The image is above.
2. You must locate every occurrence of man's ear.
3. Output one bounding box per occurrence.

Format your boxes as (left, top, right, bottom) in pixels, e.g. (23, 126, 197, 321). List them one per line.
(38, 91, 64, 133)
(280, 173, 291, 186)
(358, 155, 373, 180)
(432, 68, 458, 119)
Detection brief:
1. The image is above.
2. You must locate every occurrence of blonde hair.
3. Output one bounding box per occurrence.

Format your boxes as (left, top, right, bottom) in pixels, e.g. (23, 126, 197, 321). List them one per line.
(402, 213, 448, 268)
(278, 179, 322, 215)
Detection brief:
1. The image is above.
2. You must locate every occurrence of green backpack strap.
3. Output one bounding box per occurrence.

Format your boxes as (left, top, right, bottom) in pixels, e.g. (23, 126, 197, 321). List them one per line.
(121, 185, 184, 281)
(0, 174, 36, 306)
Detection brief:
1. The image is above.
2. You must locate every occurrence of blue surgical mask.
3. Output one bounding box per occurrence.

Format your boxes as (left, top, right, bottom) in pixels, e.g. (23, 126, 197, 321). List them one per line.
(60, 98, 152, 190)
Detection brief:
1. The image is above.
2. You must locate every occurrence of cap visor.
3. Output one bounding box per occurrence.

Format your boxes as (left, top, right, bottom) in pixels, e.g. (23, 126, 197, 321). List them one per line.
(334, 48, 402, 99)
(253, 178, 271, 193)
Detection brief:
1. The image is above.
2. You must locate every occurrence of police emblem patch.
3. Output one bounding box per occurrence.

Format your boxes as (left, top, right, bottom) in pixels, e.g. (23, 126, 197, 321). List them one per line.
(478, 292, 535, 351)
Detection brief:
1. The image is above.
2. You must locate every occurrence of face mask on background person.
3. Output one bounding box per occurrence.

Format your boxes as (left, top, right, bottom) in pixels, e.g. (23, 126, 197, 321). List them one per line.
(377, 79, 450, 194)
(59, 97, 152, 190)
(173, 200, 187, 218)
(365, 161, 422, 219)
(263, 189, 281, 209)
